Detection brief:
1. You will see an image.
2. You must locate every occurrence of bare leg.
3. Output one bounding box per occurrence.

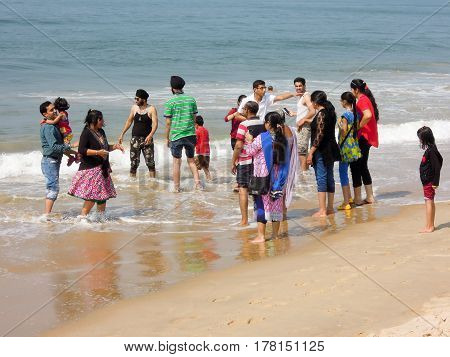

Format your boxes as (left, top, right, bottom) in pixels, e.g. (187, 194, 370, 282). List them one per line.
(272, 221, 281, 239)
(251, 222, 266, 243)
(327, 192, 335, 215)
(97, 202, 106, 213)
(187, 157, 201, 188)
(342, 185, 351, 205)
(420, 199, 435, 233)
(44, 199, 55, 214)
(81, 200, 95, 216)
(312, 192, 327, 217)
(364, 184, 375, 203)
(353, 186, 363, 205)
(149, 170, 156, 178)
(203, 167, 212, 181)
(238, 187, 249, 226)
(172, 157, 182, 191)
(299, 155, 309, 172)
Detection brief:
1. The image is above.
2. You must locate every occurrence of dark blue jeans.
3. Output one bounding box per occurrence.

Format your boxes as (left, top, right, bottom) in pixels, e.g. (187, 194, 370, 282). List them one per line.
(313, 152, 335, 193)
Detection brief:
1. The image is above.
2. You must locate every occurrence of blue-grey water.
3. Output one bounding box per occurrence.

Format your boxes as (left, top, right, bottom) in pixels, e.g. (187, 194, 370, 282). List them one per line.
(0, 0, 449, 335)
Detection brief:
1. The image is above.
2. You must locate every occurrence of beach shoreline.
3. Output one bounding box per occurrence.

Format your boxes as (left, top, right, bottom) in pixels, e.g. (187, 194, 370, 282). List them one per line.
(44, 201, 450, 337)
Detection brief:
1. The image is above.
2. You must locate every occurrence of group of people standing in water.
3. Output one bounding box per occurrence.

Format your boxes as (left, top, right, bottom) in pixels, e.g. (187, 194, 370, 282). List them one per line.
(38, 75, 442, 237)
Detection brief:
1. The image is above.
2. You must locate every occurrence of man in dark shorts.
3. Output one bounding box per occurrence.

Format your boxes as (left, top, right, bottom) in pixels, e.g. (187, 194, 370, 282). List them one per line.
(118, 89, 158, 178)
(164, 76, 201, 191)
(231, 101, 265, 226)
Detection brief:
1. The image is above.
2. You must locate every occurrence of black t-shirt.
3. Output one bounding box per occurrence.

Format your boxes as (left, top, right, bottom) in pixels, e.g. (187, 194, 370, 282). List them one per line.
(78, 127, 110, 171)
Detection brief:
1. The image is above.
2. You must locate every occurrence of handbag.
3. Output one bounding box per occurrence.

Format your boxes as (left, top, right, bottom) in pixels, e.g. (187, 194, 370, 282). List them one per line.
(248, 175, 271, 196)
(339, 126, 361, 163)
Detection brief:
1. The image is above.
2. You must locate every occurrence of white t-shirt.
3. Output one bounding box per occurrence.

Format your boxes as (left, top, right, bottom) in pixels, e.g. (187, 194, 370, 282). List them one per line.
(296, 92, 310, 124)
(238, 93, 276, 120)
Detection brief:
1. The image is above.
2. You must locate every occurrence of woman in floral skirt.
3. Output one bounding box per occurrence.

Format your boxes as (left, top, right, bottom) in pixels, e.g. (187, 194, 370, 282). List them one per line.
(69, 109, 124, 218)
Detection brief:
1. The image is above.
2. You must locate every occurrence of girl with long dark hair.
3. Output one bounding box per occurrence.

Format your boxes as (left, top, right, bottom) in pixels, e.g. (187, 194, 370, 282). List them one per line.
(245, 111, 290, 243)
(417, 126, 443, 233)
(68, 110, 124, 219)
(306, 91, 341, 217)
(337, 92, 361, 210)
(349, 79, 379, 205)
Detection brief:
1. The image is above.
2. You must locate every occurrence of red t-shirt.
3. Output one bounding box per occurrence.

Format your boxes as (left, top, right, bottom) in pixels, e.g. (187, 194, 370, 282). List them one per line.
(195, 126, 210, 155)
(356, 94, 379, 148)
(224, 107, 240, 139)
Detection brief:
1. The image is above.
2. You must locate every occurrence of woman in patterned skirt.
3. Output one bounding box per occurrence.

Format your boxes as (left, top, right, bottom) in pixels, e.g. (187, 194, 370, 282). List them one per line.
(245, 111, 290, 243)
(69, 109, 124, 218)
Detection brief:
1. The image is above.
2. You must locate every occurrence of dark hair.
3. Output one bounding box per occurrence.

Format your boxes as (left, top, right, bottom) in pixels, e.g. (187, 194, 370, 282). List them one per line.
(39, 101, 52, 115)
(244, 101, 259, 115)
(417, 126, 436, 150)
(195, 115, 204, 126)
(350, 79, 379, 122)
(54, 97, 70, 111)
(84, 109, 103, 127)
(237, 94, 247, 105)
(265, 111, 287, 165)
(267, 85, 273, 91)
(311, 90, 337, 126)
(252, 80, 265, 89)
(341, 91, 358, 138)
(293, 77, 306, 86)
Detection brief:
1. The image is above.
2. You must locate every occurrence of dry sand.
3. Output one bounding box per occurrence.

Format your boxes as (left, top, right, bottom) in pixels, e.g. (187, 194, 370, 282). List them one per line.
(45, 202, 450, 337)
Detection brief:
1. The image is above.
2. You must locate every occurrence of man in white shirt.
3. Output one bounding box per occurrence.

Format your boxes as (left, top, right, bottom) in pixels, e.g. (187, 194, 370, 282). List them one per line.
(229, 80, 299, 122)
(287, 77, 316, 171)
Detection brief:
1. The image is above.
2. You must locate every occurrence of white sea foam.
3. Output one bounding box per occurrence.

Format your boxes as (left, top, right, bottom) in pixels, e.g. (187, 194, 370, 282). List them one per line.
(379, 120, 450, 145)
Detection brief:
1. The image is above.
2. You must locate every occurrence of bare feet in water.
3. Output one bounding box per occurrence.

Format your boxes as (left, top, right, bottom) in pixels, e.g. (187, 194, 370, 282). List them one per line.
(327, 209, 335, 215)
(419, 226, 435, 233)
(250, 236, 265, 243)
(312, 210, 327, 218)
(239, 221, 249, 227)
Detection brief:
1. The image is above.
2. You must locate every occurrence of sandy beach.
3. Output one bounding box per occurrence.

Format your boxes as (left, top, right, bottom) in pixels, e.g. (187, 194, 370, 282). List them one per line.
(44, 201, 450, 337)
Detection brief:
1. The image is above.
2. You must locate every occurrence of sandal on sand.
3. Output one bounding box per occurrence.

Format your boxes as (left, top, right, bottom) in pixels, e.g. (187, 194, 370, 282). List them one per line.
(337, 203, 352, 211)
(349, 198, 354, 204)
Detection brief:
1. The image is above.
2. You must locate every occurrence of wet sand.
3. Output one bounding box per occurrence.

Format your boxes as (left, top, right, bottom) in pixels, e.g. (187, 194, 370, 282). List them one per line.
(44, 202, 450, 337)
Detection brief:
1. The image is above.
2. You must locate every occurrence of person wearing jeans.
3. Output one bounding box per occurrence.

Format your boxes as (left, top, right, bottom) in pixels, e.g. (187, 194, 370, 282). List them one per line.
(39, 101, 77, 214)
(306, 91, 341, 217)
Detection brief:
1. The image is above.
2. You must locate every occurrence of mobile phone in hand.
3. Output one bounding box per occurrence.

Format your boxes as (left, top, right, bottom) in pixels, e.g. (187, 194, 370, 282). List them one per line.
(282, 108, 290, 116)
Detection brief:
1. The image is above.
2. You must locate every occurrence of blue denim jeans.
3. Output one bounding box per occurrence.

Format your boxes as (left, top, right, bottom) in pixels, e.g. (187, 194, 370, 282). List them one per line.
(41, 156, 61, 201)
(313, 152, 335, 193)
(339, 161, 349, 187)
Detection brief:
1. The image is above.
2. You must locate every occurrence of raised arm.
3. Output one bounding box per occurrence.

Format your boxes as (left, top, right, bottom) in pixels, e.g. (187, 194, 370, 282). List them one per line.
(273, 92, 297, 103)
(118, 107, 135, 144)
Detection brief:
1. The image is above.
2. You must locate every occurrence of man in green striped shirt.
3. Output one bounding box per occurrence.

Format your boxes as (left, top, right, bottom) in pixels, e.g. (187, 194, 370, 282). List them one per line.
(164, 76, 201, 191)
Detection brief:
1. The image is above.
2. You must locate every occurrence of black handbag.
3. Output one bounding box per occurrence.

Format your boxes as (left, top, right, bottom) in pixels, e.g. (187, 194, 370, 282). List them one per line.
(248, 175, 271, 196)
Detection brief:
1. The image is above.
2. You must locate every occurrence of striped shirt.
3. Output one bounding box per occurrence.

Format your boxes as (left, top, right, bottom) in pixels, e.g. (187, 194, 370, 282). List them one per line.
(235, 117, 265, 165)
(164, 93, 198, 141)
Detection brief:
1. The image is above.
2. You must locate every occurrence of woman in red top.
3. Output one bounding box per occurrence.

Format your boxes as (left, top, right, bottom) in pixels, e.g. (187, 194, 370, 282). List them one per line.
(349, 79, 379, 205)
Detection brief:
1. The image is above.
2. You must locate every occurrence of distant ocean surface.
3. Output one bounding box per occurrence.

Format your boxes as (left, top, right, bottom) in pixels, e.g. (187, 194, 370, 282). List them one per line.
(0, 0, 449, 203)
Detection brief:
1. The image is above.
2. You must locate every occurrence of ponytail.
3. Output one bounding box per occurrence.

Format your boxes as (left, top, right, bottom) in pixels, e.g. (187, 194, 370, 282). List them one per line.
(265, 111, 287, 165)
(350, 79, 379, 122)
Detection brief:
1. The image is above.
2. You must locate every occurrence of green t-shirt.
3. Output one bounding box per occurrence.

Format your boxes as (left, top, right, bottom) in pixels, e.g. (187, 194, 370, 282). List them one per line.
(164, 93, 198, 141)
